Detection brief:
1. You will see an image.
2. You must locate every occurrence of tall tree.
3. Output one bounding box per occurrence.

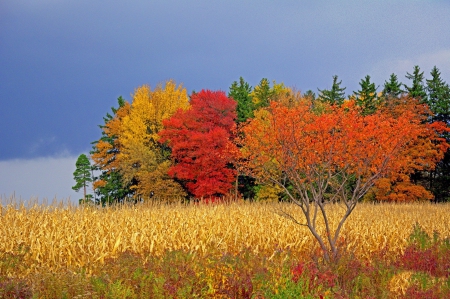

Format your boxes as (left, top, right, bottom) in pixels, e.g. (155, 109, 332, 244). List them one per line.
(369, 96, 449, 202)
(318, 75, 346, 105)
(72, 154, 93, 204)
(160, 90, 238, 199)
(426, 66, 450, 123)
(382, 73, 403, 99)
(425, 66, 450, 201)
(251, 78, 273, 109)
(240, 98, 436, 262)
(354, 75, 378, 115)
(91, 97, 133, 205)
(228, 77, 254, 123)
(118, 80, 189, 202)
(405, 65, 427, 102)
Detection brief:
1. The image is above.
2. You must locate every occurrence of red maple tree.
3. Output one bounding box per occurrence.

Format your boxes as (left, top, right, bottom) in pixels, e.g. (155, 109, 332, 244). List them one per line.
(159, 90, 238, 199)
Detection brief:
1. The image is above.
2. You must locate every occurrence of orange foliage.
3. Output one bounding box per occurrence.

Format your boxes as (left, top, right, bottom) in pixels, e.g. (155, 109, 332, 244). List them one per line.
(372, 97, 449, 202)
(239, 98, 441, 260)
(91, 102, 131, 190)
(240, 99, 426, 190)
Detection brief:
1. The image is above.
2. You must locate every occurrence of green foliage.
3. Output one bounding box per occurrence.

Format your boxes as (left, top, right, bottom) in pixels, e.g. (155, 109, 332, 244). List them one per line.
(91, 97, 134, 205)
(408, 222, 433, 250)
(354, 75, 378, 115)
(72, 154, 93, 203)
(318, 75, 346, 106)
(426, 66, 450, 124)
(252, 78, 274, 109)
(405, 65, 427, 102)
(382, 73, 404, 99)
(229, 77, 254, 123)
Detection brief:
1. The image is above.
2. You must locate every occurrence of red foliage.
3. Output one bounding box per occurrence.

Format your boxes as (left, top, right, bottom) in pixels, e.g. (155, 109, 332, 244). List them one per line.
(159, 90, 238, 199)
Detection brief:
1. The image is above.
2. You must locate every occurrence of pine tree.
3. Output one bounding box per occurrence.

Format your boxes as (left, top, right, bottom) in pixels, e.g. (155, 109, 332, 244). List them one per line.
(252, 78, 273, 109)
(382, 73, 403, 99)
(354, 75, 378, 115)
(90, 97, 134, 205)
(228, 77, 254, 123)
(304, 90, 316, 101)
(426, 66, 450, 201)
(72, 154, 93, 204)
(318, 75, 346, 105)
(426, 66, 450, 123)
(405, 65, 427, 102)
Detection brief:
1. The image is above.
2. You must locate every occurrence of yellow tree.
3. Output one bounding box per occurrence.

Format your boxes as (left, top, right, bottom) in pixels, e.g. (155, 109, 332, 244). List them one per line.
(118, 80, 189, 202)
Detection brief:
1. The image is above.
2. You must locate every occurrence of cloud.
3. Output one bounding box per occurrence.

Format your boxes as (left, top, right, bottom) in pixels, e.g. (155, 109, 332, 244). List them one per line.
(0, 155, 87, 205)
(28, 136, 56, 154)
(370, 49, 450, 86)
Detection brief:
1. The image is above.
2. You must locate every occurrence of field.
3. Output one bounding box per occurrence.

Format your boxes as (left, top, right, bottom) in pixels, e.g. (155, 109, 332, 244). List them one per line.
(1, 199, 450, 298)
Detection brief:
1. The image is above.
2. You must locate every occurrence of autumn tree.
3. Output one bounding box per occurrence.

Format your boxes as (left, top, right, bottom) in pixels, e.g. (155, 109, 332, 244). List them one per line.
(318, 75, 346, 105)
(90, 97, 133, 205)
(118, 80, 189, 202)
(72, 154, 93, 204)
(160, 90, 238, 199)
(240, 99, 432, 262)
(369, 96, 449, 202)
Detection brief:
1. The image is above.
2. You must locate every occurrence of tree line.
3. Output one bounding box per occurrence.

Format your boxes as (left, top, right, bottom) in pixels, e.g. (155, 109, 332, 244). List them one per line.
(72, 65, 450, 205)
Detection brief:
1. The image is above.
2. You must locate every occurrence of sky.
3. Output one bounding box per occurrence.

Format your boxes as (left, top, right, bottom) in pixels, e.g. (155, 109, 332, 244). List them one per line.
(1, 0, 450, 202)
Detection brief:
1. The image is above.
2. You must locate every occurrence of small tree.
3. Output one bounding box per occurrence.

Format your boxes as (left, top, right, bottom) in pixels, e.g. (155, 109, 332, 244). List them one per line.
(354, 75, 378, 115)
(405, 65, 427, 102)
(382, 73, 404, 99)
(229, 77, 254, 123)
(318, 75, 346, 106)
(72, 154, 93, 204)
(240, 99, 429, 263)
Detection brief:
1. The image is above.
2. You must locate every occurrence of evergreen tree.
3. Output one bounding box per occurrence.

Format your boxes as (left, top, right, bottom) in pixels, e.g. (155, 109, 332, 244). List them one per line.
(252, 78, 273, 109)
(405, 65, 427, 102)
(72, 154, 93, 204)
(426, 66, 450, 123)
(304, 90, 316, 101)
(426, 66, 450, 201)
(228, 77, 254, 123)
(354, 75, 378, 115)
(90, 97, 134, 205)
(318, 75, 346, 105)
(382, 73, 404, 99)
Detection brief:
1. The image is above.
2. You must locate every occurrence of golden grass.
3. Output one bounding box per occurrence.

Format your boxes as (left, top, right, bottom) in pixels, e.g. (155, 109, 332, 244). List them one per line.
(1, 198, 450, 276)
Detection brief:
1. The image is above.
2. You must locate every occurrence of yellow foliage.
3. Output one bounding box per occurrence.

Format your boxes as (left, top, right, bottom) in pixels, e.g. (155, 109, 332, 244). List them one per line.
(255, 184, 283, 202)
(118, 80, 189, 201)
(91, 102, 131, 174)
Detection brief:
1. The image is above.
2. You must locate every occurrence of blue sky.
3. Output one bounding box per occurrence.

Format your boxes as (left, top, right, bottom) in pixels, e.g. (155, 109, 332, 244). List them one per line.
(1, 1, 450, 201)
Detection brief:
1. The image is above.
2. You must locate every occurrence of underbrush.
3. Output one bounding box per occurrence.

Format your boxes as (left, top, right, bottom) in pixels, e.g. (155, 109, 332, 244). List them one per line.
(1, 224, 450, 298)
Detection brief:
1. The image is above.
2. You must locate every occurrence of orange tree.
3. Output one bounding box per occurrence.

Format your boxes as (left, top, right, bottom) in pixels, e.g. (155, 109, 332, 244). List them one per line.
(372, 96, 449, 202)
(239, 98, 435, 262)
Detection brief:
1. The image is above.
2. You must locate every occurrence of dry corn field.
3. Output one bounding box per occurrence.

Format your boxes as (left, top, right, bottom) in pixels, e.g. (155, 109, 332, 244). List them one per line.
(1, 199, 450, 277)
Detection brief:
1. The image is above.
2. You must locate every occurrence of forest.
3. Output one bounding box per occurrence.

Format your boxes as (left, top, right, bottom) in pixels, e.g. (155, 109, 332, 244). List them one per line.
(74, 65, 450, 205)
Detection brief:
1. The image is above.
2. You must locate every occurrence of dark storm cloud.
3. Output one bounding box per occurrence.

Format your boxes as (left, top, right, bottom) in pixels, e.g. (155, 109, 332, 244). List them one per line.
(1, 0, 449, 200)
